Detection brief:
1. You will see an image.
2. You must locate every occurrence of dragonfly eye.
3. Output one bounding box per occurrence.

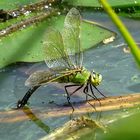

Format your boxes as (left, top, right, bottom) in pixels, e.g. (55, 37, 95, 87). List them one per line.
(92, 74, 96, 79)
(98, 74, 102, 82)
(92, 70, 96, 78)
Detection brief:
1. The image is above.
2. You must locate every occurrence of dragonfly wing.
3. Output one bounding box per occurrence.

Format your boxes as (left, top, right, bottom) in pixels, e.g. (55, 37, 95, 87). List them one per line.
(62, 8, 83, 68)
(25, 68, 79, 87)
(43, 29, 75, 70)
(25, 70, 54, 87)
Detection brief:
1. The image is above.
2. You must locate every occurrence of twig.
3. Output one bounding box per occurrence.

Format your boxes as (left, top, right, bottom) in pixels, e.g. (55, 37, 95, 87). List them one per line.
(0, 93, 140, 123)
(0, 8, 58, 37)
(3, 0, 61, 19)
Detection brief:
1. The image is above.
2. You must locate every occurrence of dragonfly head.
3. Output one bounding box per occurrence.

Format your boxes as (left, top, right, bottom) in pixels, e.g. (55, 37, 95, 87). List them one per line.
(90, 71, 102, 86)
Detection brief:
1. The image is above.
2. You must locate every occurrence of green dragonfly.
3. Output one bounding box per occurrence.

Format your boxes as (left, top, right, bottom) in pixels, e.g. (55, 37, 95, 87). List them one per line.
(17, 8, 105, 111)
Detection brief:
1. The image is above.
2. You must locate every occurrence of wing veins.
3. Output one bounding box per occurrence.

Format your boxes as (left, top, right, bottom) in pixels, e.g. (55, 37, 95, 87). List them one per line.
(44, 29, 75, 70)
(36, 70, 78, 86)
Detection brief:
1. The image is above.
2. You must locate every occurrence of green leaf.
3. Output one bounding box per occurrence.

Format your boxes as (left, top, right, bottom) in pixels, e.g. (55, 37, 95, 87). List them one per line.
(99, 111, 140, 140)
(0, 15, 116, 68)
(63, 0, 140, 8)
(0, 0, 40, 10)
(119, 10, 140, 19)
(63, 0, 140, 18)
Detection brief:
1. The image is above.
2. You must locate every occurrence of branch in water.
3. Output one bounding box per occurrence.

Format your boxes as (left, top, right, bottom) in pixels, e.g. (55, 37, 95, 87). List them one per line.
(0, 93, 140, 123)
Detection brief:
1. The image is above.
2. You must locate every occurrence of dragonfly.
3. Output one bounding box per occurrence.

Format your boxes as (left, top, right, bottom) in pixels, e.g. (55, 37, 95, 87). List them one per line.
(17, 8, 105, 111)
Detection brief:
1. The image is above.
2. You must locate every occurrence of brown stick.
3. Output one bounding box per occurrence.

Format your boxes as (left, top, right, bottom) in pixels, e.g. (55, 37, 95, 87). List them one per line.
(0, 8, 59, 37)
(0, 93, 140, 123)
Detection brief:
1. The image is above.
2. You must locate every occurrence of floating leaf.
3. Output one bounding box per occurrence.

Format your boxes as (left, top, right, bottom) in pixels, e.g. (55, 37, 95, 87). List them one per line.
(63, 0, 140, 8)
(63, 0, 140, 18)
(0, 15, 116, 68)
(0, 0, 43, 10)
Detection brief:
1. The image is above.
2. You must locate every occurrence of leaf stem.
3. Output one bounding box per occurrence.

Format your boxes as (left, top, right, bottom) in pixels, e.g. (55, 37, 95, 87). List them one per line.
(99, 0, 140, 67)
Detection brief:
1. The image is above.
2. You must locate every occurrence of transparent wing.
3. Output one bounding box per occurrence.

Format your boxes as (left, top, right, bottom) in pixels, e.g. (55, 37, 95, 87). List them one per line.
(62, 8, 83, 68)
(25, 68, 81, 87)
(25, 70, 54, 87)
(43, 28, 75, 70)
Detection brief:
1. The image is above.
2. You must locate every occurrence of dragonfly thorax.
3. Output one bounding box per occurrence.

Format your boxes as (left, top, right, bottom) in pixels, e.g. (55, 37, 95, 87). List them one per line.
(58, 68, 89, 84)
(90, 71, 102, 86)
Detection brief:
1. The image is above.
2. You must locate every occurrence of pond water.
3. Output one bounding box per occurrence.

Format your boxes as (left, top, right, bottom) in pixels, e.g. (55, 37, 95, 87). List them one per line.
(0, 10, 140, 140)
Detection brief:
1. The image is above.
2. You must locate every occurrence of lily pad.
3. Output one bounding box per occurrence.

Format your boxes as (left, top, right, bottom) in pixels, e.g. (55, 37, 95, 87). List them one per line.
(63, 0, 140, 8)
(0, 0, 40, 10)
(63, 0, 140, 18)
(0, 15, 116, 68)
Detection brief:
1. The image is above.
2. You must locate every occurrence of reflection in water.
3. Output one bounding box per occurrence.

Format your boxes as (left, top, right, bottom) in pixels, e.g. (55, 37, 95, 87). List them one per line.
(22, 106, 50, 133)
(0, 107, 50, 133)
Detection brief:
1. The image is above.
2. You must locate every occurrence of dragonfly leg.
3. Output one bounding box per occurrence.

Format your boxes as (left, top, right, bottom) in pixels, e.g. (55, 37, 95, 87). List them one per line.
(83, 83, 89, 101)
(17, 86, 40, 108)
(90, 84, 101, 107)
(89, 84, 99, 100)
(64, 85, 78, 112)
(70, 84, 84, 96)
(83, 83, 96, 99)
(92, 85, 106, 98)
(90, 84, 103, 120)
(83, 83, 96, 110)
